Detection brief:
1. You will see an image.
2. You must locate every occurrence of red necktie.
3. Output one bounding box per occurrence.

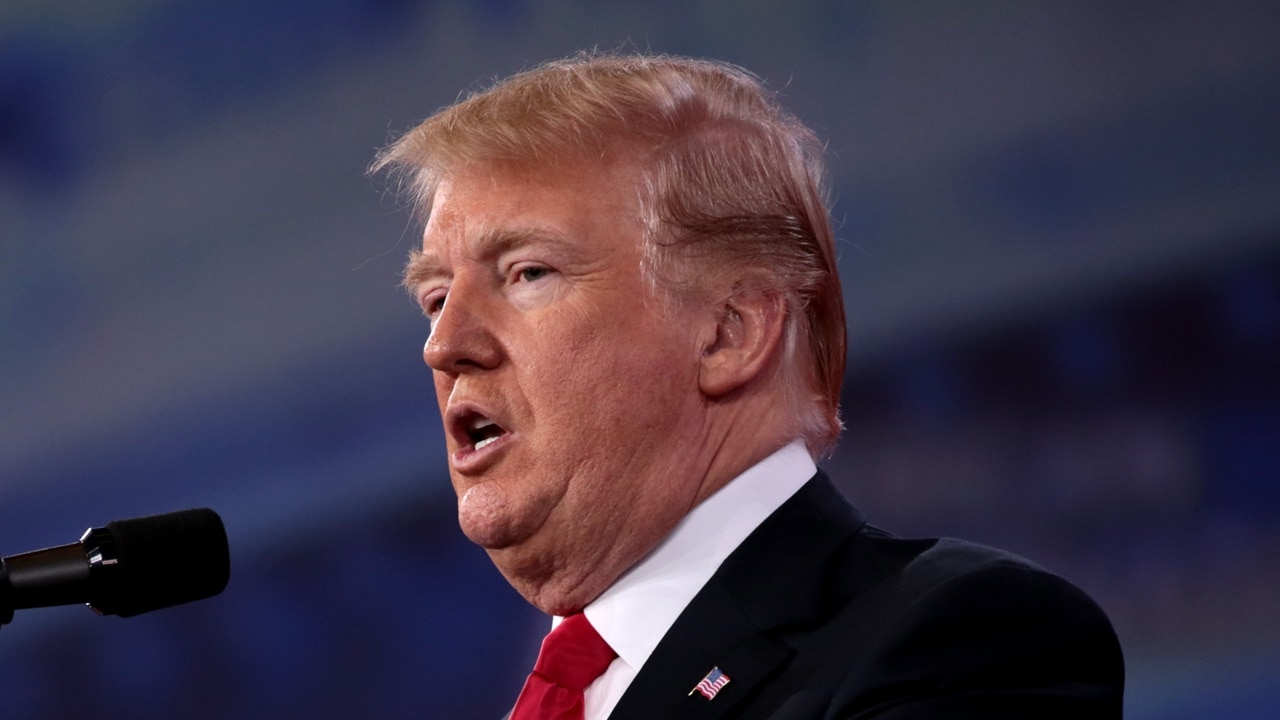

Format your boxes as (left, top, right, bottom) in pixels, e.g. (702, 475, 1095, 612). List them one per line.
(510, 613, 617, 720)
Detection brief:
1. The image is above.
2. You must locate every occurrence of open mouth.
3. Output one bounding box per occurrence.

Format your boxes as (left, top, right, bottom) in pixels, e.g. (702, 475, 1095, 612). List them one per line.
(446, 405, 513, 468)
(467, 416, 507, 451)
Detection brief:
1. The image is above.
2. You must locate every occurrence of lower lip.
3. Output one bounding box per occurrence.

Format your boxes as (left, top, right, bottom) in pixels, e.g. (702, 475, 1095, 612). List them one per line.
(451, 432, 514, 473)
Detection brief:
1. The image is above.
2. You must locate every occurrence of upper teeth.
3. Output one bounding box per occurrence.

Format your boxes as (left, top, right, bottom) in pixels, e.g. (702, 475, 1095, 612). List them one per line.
(469, 416, 501, 451)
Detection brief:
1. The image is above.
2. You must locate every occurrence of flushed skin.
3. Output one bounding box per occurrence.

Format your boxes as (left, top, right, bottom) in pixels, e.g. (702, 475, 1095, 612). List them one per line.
(409, 158, 794, 614)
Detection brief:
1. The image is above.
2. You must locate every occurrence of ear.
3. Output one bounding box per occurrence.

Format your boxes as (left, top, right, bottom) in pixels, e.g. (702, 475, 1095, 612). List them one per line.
(698, 281, 788, 398)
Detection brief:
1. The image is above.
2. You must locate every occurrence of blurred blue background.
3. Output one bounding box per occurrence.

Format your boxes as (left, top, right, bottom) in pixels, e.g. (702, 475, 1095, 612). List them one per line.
(2, 2, 1278, 718)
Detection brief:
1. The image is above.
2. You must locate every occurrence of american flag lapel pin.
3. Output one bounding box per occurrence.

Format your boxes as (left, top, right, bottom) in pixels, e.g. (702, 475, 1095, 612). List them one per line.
(688, 666, 732, 700)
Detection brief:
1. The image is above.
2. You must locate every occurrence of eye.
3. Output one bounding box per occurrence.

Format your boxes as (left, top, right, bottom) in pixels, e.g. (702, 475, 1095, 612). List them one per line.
(516, 265, 551, 283)
(420, 290, 446, 319)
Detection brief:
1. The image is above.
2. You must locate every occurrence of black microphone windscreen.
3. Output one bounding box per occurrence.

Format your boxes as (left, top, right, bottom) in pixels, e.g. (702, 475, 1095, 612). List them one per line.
(95, 508, 230, 618)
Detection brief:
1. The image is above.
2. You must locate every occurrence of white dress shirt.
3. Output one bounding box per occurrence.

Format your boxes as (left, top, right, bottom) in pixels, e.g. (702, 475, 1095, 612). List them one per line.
(558, 440, 816, 720)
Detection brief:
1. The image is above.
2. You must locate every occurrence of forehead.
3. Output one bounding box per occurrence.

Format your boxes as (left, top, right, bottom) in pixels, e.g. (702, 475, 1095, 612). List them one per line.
(415, 159, 647, 262)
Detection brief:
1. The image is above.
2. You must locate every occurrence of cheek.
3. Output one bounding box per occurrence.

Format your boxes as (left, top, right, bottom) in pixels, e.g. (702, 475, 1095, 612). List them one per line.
(549, 330, 695, 429)
(517, 299, 701, 434)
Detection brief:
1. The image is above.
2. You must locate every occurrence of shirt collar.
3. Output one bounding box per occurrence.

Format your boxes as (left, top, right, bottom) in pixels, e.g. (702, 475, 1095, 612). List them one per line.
(572, 440, 815, 672)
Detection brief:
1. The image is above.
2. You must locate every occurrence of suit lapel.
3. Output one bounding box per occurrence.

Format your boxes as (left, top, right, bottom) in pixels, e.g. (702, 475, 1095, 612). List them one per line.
(607, 472, 866, 719)
(607, 577, 791, 719)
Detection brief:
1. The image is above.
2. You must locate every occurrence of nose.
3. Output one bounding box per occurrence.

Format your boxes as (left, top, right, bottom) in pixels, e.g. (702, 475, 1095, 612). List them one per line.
(421, 285, 502, 374)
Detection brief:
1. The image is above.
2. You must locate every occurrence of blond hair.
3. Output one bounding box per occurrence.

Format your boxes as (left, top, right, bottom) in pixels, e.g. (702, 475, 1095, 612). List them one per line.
(373, 52, 846, 455)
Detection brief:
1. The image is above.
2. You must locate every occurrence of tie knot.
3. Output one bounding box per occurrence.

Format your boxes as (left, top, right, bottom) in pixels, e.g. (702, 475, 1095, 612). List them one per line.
(532, 613, 617, 691)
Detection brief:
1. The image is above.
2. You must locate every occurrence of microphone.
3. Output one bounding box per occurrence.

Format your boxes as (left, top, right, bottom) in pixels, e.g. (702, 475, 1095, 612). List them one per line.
(0, 508, 230, 626)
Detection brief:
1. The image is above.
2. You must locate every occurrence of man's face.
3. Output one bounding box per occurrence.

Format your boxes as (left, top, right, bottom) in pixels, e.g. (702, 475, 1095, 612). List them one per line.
(408, 159, 714, 612)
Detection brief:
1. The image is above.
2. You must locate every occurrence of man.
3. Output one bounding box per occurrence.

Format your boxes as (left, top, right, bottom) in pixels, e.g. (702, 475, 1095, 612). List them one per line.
(374, 53, 1123, 719)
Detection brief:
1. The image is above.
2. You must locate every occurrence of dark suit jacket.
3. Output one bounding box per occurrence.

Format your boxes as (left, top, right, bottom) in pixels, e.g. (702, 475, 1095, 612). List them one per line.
(603, 471, 1124, 719)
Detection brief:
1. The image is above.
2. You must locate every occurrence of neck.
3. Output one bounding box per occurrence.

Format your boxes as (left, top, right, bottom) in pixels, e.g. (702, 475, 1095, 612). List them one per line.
(500, 390, 801, 616)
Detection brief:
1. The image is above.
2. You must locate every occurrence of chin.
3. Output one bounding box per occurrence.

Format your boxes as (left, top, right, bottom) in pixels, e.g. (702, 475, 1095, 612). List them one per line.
(455, 482, 527, 548)
(458, 516, 520, 549)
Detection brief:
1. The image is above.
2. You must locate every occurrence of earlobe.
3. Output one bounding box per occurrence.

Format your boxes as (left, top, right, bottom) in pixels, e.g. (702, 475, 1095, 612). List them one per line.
(698, 284, 787, 398)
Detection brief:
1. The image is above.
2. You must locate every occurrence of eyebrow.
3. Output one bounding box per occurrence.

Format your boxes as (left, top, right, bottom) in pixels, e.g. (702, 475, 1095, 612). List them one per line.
(401, 226, 574, 293)
(402, 248, 442, 293)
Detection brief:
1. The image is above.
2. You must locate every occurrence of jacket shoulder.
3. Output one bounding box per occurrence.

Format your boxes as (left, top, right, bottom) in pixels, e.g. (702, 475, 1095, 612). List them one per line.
(821, 531, 1125, 719)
